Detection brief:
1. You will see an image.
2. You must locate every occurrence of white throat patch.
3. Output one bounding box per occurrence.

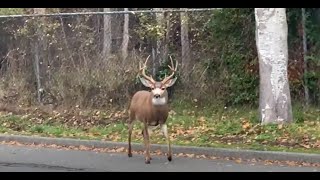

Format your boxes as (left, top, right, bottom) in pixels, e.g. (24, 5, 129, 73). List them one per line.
(152, 97, 166, 105)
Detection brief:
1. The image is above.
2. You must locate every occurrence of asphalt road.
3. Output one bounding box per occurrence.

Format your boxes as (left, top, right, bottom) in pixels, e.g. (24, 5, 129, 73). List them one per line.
(0, 144, 319, 172)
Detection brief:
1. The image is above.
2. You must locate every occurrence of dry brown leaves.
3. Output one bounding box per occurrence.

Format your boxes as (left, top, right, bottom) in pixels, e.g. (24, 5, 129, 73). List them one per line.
(0, 105, 128, 129)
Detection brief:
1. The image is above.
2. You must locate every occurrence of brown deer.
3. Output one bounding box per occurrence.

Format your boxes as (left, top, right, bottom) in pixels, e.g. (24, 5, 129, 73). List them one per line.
(128, 55, 178, 164)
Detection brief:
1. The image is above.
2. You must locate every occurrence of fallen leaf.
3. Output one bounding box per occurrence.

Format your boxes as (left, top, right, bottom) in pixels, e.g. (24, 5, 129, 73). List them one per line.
(300, 144, 310, 149)
(286, 161, 297, 166)
(155, 150, 162, 155)
(186, 153, 195, 158)
(186, 129, 195, 134)
(79, 145, 87, 150)
(198, 116, 206, 122)
(115, 147, 125, 152)
(315, 140, 320, 147)
(242, 122, 251, 129)
(109, 149, 116, 152)
(302, 162, 311, 166)
(177, 153, 184, 157)
(251, 158, 257, 163)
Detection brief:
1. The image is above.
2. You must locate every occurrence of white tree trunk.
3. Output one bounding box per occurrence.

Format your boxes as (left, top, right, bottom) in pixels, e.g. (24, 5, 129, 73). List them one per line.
(255, 8, 293, 124)
(103, 8, 112, 60)
(111, 8, 123, 51)
(180, 8, 191, 75)
(163, 12, 171, 63)
(121, 8, 129, 61)
(33, 8, 46, 104)
(154, 8, 164, 65)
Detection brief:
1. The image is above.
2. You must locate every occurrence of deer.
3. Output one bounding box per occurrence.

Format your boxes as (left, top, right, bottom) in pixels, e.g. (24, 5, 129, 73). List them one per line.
(128, 55, 178, 164)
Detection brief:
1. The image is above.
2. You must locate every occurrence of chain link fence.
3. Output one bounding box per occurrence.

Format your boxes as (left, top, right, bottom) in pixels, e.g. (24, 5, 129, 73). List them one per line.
(0, 8, 257, 110)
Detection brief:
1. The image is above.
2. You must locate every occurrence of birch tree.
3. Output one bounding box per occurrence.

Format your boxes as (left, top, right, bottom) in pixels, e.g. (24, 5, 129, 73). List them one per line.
(180, 8, 191, 75)
(121, 8, 129, 61)
(33, 8, 46, 104)
(103, 8, 112, 60)
(153, 8, 171, 76)
(111, 8, 122, 51)
(152, 8, 165, 76)
(255, 8, 293, 124)
(155, 8, 164, 58)
(163, 11, 171, 64)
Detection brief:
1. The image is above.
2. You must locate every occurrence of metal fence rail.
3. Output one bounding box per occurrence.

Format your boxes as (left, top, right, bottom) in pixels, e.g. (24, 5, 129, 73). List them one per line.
(0, 8, 222, 18)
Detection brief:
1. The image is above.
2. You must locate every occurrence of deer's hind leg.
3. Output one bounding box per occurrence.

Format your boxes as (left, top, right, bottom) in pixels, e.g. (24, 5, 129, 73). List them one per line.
(128, 112, 135, 158)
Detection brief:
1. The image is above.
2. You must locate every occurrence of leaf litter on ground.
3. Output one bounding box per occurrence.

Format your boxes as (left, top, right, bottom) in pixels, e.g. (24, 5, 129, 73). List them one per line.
(0, 105, 320, 156)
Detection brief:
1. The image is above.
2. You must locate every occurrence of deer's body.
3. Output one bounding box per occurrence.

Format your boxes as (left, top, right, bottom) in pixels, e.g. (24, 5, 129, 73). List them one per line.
(128, 55, 177, 164)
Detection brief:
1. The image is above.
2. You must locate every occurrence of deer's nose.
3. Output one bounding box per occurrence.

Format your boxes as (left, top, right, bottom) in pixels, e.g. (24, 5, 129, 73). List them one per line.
(154, 94, 160, 98)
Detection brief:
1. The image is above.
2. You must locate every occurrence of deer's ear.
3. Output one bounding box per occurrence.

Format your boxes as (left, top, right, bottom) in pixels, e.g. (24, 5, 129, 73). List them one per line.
(164, 77, 177, 88)
(139, 77, 154, 88)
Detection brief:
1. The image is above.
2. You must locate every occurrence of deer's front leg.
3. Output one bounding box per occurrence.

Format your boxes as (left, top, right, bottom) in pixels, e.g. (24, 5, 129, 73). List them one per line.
(161, 124, 172, 161)
(143, 123, 151, 164)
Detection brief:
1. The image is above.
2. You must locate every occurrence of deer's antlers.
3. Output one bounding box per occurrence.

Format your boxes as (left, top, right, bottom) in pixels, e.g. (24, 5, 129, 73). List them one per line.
(139, 55, 156, 83)
(161, 55, 178, 84)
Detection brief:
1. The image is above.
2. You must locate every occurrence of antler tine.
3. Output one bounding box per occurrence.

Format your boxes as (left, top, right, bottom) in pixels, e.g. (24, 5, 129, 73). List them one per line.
(162, 55, 178, 84)
(139, 55, 149, 70)
(144, 55, 150, 65)
(139, 55, 155, 83)
(168, 55, 178, 71)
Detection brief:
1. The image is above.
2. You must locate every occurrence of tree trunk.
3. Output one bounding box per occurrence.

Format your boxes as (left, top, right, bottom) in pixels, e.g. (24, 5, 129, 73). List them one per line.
(162, 12, 171, 63)
(33, 8, 46, 104)
(180, 8, 191, 75)
(255, 8, 293, 124)
(314, 8, 320, 25)
(154, 8, 164, 66)
(121, 8, 129, 62)
(150, 8, 166, 77)
(111, 8, 123, 53)
(301, 8, 310, 106)
(103, 8, 112, 60)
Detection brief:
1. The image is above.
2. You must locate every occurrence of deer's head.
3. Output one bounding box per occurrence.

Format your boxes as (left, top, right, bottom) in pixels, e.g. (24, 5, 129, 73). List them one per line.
(138, 55, 178, 106)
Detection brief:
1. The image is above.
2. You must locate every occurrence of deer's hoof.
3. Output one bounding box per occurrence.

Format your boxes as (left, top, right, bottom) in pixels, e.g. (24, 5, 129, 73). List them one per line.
(145, 158, 151, 164)
(167, 155, 172, 161)
(128, 153, 132, 157)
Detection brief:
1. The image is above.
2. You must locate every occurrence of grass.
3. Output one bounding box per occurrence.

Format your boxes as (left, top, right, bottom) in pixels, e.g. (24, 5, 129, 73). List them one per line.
(0, 102, 320, 154)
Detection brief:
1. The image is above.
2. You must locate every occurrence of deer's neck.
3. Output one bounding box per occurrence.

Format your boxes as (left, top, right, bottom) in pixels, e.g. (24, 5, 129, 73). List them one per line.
(147, 91, 169, 126)
(149, 91, 168, 107)
(152, 97, 166, 106)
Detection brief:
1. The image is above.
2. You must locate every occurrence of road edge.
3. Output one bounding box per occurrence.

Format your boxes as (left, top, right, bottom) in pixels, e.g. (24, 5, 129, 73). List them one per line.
(1, 134, 320, 163)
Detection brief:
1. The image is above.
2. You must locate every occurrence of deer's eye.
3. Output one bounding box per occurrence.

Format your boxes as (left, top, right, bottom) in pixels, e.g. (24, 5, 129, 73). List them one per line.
(161, 87, 165, 90)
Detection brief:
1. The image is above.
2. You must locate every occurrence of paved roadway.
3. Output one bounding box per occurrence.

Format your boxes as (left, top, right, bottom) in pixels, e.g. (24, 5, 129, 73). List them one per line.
(0, 144, 319, 172)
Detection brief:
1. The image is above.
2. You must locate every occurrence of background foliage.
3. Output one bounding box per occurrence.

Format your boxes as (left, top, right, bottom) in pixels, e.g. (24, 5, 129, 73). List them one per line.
(0, 8, 319, 112)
